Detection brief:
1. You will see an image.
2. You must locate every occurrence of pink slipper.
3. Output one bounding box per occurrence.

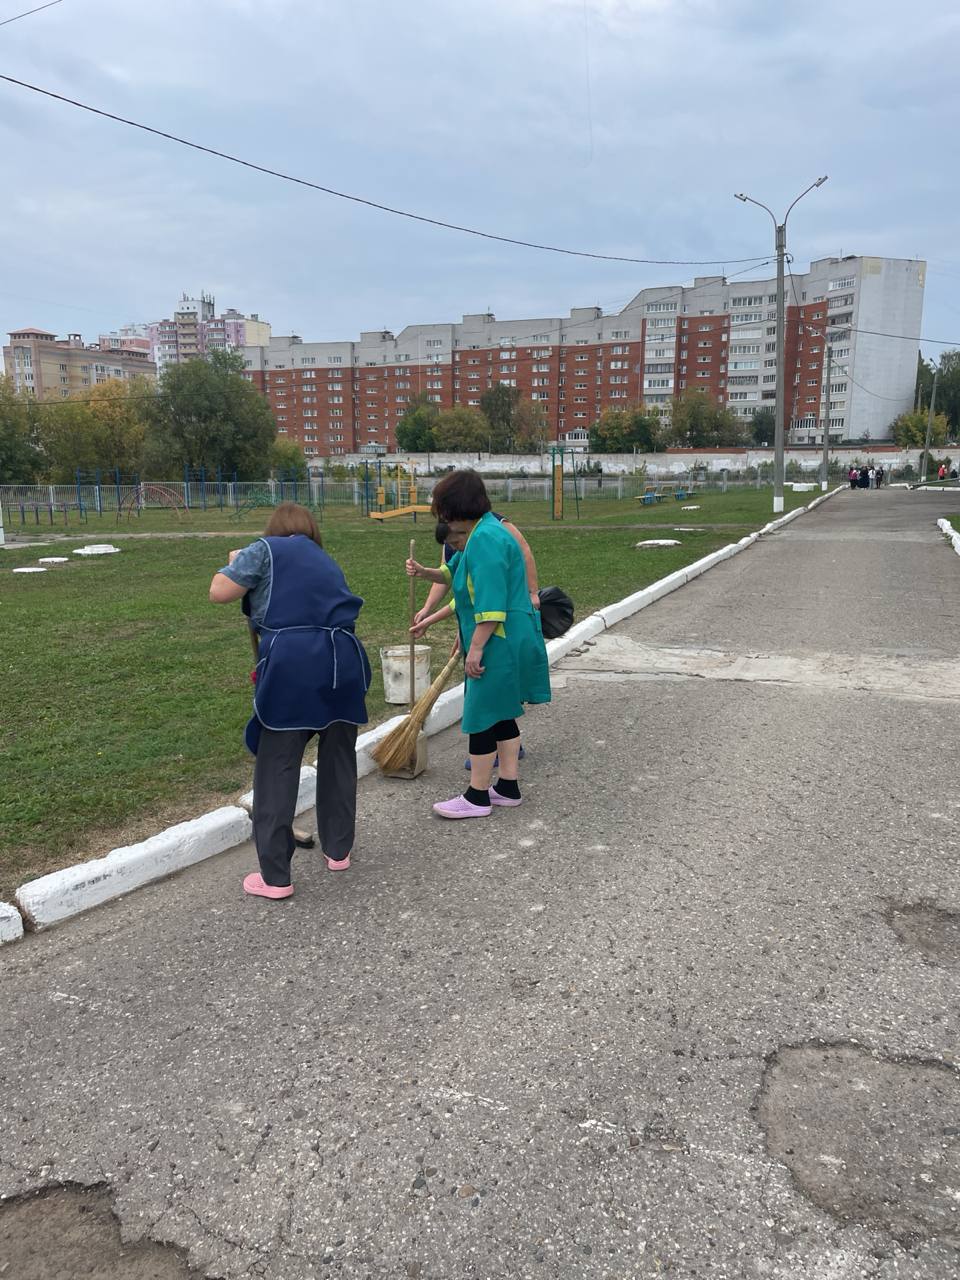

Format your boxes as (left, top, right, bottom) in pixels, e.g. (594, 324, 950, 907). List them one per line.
(432, 794, 492, 820)
(488, 788, 523, 808)
(243, 872, 294, 899)
(326, 853, 351, 871)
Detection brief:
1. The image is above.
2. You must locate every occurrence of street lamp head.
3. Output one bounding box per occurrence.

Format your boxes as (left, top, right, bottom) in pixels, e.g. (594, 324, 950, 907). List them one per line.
(734, 193, 748, 202)
(814, 175, 829, 187)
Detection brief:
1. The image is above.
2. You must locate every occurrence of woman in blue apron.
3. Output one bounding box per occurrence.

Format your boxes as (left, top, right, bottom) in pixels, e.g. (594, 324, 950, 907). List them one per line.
(209, 503, 371, 899)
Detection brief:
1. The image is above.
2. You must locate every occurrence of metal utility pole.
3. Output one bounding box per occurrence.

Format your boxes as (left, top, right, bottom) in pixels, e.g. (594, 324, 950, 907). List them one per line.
(921, 368, 938, 485)
(821, 342, 833, 491)
(735, 177, 828, 513)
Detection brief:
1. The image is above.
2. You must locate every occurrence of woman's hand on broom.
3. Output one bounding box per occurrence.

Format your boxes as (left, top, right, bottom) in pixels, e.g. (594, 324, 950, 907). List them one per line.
(450, 634, 461, 659)
(406, 558, 448, 585)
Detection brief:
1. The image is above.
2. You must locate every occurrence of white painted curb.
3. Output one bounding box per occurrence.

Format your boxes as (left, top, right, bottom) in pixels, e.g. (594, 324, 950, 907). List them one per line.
(7, 485, 843, 940)
(15, 806, 252, 931)
(936, 517, 960, 557)
(0, 902, 24, 944)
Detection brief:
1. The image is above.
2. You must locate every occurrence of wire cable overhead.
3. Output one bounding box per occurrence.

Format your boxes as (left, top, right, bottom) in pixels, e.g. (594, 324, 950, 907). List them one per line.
(0, 73, 769, 268)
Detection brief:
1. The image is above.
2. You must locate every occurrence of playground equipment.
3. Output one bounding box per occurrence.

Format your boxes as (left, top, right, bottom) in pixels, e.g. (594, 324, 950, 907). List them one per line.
(368, 461, 431, 522)
(233, 489, 276, 520)
(550, 446, 581, 521)
(117, 484, 188, 522)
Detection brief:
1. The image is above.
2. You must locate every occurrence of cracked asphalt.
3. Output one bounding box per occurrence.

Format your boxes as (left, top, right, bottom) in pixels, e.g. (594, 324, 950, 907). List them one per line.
(2, 488, 960, 1279)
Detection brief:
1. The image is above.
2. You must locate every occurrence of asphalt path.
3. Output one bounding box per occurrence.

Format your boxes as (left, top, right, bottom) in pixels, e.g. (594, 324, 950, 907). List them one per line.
(2, 488, 959, 1279)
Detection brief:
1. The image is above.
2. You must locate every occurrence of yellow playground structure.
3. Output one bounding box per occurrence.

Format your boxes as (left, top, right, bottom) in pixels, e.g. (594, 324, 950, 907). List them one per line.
(368, 462, 432, 522)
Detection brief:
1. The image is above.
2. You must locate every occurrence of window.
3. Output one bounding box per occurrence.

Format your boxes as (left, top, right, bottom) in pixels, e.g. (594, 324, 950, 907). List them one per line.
(499, 378, 517, 387)
(302, 370, 316, 379)
(329, 395, 343, 403)
(766, 326, 777, 336)
(428, 379, 442, 389)
(609, 360, 627, 369)
(425, 338, 442, 348)
(499, 348, 516, 357)
(646, 302, 676, 313)
(829, 276, 855, 291)
(532, 377, 550, 386)
(729, 360, 759, 370)
(649, 317, 675, 328)
(303, 409, 317, 417)
(328, 356, 342, 364)
(301, 357, 317, 365)
(533, 348, 551, 358)
(730, 295, 764, 306)
(828, 295, 854, 310)
(697, 356, 711, 364)
(697, 341, 712, 349)
(611, 329, 631, 339)
(731, 311, 763, 323)
(610, 375, 628, 384)
(533, 363, 551, 372)
(499, 365, 516, 373)
(575, 354, 589, 363)
(610, 390, 627, 399)
(730, 343, 761, 355)
(728, 375, 758, 386)
(765, 343, 777, 353)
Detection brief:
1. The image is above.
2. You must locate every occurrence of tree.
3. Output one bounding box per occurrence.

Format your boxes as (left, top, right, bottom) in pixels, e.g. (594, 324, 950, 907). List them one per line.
(479, 384, 520, 452)
(513, 398, 550, 453)
(0, 376, 42, 483)
(143, 350, 276, 478)
(749, 406, 776, 446)
(269, 439, 309, 479)
(916, 351, 935, 413)
(31, 379, 149, 482)
(395, 395, 438, 452)
(433, 406, 489, 452)
(932, 350, 960, 434)
(589, 405, 661, 453)
(667, 390, 749, 447)
(890, 409, 948, 448)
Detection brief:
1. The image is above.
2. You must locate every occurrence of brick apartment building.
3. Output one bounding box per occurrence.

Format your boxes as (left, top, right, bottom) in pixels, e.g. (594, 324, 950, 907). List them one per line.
(3, 328, 157, 399)
(241, 254, 924, 459)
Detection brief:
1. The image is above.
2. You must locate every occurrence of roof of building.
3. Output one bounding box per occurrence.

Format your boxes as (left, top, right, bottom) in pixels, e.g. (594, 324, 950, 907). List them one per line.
(9, 327, 57, 338)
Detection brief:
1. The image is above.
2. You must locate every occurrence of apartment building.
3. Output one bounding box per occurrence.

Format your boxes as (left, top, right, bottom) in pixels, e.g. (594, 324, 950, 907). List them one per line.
(3, 328, 157, 399)
(241, 256, 924, 457)
(148, 293, 271, 370)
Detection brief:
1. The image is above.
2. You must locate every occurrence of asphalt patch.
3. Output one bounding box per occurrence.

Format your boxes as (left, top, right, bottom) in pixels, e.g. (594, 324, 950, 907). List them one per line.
(885, 901, 960, 965)
(0, 1183, 207, 1280)
(759, 1043, 960, 1244)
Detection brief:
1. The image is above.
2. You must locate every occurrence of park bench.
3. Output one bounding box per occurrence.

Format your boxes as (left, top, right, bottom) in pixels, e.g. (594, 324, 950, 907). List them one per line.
(638, 486, 664, 505)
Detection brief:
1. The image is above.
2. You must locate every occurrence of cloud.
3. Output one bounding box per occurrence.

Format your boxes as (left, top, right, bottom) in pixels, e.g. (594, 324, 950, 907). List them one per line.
(0, 0, 957, 356)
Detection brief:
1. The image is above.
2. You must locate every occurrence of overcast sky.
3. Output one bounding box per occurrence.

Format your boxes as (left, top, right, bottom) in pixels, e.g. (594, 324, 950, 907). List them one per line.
(1, 0, 958, 361)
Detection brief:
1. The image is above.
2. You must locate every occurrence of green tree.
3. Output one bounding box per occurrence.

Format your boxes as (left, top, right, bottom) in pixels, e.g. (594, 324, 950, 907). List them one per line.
(269, 438, 309, 479)
(749, 406, 776, 445)
(890, 409, 948, 448)
(667, 390, 748, 447)
(0, 376, 42, 483)
(589, 405, 661, 453)
(433, 405, 489, 452)
(395, 394, 438, 452)
(32, 379, 148, 483)
(513, 398, 550, 453)
(931, 350, 960, 434)
(479, 384, 520, 452)
(143, 350, 275, 478)
(916, 351, 935, 413)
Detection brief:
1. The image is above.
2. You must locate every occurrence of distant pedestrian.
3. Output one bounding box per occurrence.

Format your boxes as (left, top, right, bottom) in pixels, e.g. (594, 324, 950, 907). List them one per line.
(938, 464, 947, 482)
(859, 466, 870, 489)
(868, 466, 876, 488)
(849, 466, 859, 490)
(876, 466, 885, 488)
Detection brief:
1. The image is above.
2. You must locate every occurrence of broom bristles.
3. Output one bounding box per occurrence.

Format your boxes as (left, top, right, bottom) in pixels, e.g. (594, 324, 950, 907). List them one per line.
(372, 651, 461, 772)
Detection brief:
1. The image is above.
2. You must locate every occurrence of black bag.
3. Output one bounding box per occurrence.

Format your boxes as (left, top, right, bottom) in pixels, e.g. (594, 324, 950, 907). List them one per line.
(537, 586, 575, 639)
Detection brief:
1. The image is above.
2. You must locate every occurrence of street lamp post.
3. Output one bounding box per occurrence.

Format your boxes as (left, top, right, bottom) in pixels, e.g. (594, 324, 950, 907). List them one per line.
(735, 177, 828, 513)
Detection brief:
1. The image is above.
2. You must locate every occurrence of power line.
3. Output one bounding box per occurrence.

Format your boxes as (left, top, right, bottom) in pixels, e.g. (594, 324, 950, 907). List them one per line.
(0, 73, 770, 268)
(0, 0, 63, 29)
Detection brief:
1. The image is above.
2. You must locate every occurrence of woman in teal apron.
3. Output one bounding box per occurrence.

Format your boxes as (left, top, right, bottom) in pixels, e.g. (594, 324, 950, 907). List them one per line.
(407, 470, 551, 819)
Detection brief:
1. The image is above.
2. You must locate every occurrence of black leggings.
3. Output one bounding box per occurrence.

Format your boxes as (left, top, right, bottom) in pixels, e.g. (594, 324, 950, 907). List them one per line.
(469, 719, 520, 756)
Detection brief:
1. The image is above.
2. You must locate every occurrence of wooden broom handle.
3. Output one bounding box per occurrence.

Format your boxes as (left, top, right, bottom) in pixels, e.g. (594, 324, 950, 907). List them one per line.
(408, 537, 416, 706)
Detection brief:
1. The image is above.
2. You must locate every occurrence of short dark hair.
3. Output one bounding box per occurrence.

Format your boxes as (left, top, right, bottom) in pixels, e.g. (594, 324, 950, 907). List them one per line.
(434, 520, 450, 546)
(431, 470, 491, 522)
(263, 502, 322, 547)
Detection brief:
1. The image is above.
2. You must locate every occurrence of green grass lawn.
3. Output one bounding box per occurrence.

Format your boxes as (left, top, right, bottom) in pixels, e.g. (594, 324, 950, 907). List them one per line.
(0, 486, 816, 895)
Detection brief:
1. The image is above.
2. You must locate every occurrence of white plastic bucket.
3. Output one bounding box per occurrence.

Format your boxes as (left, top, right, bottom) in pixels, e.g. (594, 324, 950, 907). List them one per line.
(380, 645, 432, 704)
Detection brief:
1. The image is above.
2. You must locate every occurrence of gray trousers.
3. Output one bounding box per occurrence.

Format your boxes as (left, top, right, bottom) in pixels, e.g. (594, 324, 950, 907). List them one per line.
(252, 723, 358, 886)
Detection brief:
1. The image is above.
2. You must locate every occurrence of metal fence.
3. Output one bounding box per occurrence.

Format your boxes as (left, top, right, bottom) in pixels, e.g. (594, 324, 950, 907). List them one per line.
(1, 465, 876, 526)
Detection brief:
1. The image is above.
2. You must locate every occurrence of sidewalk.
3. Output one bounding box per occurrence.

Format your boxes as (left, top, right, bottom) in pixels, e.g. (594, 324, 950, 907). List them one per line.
(2, 490, 960, 1279)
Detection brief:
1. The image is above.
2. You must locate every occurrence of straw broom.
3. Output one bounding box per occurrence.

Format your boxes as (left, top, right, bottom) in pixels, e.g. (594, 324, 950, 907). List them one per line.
(372, 649, 461, 773)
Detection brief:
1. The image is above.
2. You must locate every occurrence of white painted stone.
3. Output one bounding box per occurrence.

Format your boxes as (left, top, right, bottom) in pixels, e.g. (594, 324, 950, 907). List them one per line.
(38, 557, 69, 564)
(72, 544, 121, 556)
(12, 566, 46, 574)
(424, 683, 465, 734)
(15, 806, 253, 930)
(680, 505, 701, 510)
(0, 902, 24, 945)
(635, 538, 681, 548)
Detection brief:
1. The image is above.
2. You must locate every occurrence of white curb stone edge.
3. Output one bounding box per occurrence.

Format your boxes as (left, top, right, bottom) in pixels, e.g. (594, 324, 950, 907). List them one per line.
(3, 485, 843, 940)
(936, 517, 960, 557)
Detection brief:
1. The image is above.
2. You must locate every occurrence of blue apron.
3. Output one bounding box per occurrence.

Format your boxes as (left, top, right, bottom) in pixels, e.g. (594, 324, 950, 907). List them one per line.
(244, 535, 371, 755)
